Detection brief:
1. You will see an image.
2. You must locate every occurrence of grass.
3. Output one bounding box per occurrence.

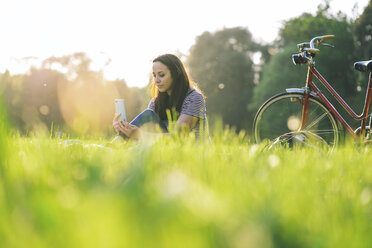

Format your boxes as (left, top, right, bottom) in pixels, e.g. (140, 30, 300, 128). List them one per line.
(1, 126, 372, 247)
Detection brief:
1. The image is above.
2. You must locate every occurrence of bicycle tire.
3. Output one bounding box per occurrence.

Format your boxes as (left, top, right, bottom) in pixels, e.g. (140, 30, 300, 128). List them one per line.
(253, 92, 340, 150)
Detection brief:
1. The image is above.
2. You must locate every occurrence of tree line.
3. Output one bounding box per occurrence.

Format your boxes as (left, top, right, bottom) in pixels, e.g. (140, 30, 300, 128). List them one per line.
(0, 53, 149, 136)
(0, 1, 371, 137)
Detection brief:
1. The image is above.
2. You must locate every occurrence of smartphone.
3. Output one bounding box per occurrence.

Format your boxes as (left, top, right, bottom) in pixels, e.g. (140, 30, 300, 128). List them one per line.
(115, 99, 127, 122)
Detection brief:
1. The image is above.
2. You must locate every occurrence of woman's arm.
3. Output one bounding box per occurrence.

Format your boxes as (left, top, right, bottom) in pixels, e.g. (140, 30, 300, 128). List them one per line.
(176, 114, 199, 132)
(177, 89, 205, 132)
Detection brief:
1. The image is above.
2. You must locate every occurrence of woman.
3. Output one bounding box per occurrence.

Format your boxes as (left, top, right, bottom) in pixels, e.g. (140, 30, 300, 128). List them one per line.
(113, 54, 207, 139)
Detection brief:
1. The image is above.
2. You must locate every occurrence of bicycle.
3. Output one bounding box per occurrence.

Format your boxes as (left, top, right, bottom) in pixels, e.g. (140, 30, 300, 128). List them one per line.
(253, 35, 372, 151)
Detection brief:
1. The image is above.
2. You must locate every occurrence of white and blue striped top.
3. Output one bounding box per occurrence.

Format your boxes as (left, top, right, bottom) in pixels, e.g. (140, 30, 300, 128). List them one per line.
(148, 88, 207, 138)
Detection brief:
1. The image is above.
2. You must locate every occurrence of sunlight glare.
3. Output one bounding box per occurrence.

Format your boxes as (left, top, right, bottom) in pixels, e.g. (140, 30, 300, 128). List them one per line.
(39, 105, 50, 115)
(287, 116, 301, 131)
(57, 78, 120, 134)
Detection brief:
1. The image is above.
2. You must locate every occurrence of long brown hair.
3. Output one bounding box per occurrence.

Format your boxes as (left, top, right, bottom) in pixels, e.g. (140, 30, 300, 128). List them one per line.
(151, 54, 192, 120)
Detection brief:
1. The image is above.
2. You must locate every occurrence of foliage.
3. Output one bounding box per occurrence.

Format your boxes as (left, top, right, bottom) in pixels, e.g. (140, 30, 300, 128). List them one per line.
(353, 0, 372, 61)
(353, 0, 372, 93)
(0, 53, 149, 136)
(186, 27, 260, 131)
(278, 1, 349, 47)
(0, 93, 9, 163)
(249, 45, 307, 112)
(1, 132, 372, 247)
(252, 5, 366, 128)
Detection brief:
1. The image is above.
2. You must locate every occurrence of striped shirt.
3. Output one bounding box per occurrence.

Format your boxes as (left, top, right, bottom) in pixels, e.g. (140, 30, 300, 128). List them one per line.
(148, 88, 207, 138)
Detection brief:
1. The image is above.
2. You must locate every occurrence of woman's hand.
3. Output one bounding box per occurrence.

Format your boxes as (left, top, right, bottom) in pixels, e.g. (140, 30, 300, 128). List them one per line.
(112, 113, 141, 139)
(112, 113, 122, 134)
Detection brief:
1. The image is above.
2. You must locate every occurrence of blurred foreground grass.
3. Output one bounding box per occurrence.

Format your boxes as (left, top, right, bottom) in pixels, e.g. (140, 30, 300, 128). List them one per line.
(1, 128, 372, 248)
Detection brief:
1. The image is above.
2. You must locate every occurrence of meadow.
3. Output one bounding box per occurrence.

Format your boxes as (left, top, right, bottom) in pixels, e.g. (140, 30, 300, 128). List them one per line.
(1, 122, 372, 248)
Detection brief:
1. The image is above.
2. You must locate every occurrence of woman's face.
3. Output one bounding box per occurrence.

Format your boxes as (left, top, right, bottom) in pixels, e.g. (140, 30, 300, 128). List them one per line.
(153, 61, 173, 95)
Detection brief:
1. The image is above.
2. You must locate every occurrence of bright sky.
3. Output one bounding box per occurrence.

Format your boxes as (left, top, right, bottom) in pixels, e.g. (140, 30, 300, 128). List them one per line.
(0, 0, 369, 87)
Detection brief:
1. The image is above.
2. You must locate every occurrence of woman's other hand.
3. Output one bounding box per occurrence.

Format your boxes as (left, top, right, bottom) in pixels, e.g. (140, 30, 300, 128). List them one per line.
(113, 113, 141, 139)
(119, 122, 140, 138)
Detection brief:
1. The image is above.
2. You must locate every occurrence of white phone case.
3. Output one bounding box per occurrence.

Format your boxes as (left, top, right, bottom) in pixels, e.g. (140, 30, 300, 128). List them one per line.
(115, 99, 126, 122)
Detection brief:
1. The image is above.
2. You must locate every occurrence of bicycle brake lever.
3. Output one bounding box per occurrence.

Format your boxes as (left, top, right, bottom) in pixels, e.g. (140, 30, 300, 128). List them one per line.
(322, 43, 334, 48)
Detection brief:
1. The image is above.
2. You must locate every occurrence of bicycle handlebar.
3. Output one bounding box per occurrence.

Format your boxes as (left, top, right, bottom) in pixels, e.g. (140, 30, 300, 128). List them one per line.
(293, 35, 335, 65)
(310, 35, 335, 49)
(303, 35, 335, 54)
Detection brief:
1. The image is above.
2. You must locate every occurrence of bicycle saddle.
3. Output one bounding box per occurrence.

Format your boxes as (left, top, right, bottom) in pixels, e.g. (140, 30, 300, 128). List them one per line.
(354, 60, 372, 73)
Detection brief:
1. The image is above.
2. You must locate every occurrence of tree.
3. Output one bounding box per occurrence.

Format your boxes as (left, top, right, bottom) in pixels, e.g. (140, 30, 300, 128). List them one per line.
(0, 71, 27, 131)
(251, 5, 361, 127)
(186, 27, 259, 131)
(0, 84, 9, 161)
(43, 53, 130, 135)
(249, 45, 308, 112)
(0, 52, 149, 136)
(22, 68, 66, 132)
(353, 0, 372, 97)
(353, 0, 372, 61)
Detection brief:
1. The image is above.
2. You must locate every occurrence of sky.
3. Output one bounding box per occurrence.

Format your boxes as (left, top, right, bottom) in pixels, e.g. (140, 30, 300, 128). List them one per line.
(0, 0, 369, 88)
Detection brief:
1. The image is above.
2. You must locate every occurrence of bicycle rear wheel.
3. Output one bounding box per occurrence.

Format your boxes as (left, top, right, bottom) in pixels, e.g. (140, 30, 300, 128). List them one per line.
(253, 92, 340, 150)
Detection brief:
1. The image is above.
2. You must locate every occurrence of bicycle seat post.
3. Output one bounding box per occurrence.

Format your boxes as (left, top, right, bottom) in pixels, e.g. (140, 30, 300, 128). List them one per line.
(367, 73, 372, 140)
(367, 116, 372, 140)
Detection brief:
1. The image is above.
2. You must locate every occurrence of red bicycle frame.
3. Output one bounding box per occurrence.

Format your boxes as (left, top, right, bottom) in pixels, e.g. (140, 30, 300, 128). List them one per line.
(301, 65, 372, 141)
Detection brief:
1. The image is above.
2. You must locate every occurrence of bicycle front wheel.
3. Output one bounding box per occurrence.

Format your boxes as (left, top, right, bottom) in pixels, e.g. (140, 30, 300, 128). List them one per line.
(253, 92, 340, 150)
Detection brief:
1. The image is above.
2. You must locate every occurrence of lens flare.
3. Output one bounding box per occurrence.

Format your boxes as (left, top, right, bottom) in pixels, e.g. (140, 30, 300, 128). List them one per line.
(287, 116, 301, 131)
(57, 80, 120, 134)
(39, 105, 49, 115)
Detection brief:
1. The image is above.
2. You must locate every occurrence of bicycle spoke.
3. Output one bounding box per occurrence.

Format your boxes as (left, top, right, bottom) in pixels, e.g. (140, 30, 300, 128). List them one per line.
(304, 110, 328, 131)
(305, 129, 338, 135)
